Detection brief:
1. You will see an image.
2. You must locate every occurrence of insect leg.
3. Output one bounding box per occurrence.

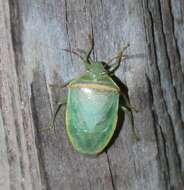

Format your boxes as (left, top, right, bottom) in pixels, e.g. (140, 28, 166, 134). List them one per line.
(120, 91, 140, 141)
(119, 91, 138, 112)
(75, 48, 93, 68)
(107, 51, 123, 73)
(49, 81, 70, 89)
(40, 99, 67, 132)
(75, 33, 94, 66)
(62, 48, 91, 68)
(121, 105, 140, 142)
(62, 34, 94, 69)
(107, 44, 129, 73)
(86, 33, 94, 62)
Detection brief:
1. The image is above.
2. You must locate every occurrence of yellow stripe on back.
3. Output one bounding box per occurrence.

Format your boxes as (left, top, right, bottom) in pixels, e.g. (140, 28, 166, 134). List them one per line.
(69, 83, 119, 92)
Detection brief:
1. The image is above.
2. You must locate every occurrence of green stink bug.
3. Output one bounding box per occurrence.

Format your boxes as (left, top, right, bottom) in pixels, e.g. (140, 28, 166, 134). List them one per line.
(42, 34, 139, 155)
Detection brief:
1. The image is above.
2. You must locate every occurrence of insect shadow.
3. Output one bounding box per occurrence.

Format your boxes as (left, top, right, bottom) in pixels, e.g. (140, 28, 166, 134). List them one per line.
(105, 75, 130, 151)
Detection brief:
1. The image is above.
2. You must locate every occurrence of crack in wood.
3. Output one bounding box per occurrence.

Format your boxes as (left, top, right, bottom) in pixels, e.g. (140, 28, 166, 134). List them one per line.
(161, 0, 184, 131)
(106, 152, 116, 190)
(146, 74, 170, 189)
(87, 3, 116, 189)
(156, 0, 184, 182)
(143, 0, 184, 187)
(157, 0, 184, 172)
(30, 84, 51, 190)
(168, 0, 183, 75)
(89, 5, 96, 61)
(2, 1, 27, 190)
(64, 0, 74, 66)
(158, 0, 184, 121)
(7, 1, 44, 189)
(100, 0, 103, 11)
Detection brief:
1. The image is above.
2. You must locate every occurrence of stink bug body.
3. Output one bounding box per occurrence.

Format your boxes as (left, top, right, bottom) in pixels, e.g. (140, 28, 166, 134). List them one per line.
(42, 34, 138, 155)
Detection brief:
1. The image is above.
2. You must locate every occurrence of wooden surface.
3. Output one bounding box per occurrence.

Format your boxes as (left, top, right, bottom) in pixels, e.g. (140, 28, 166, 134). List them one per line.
(0, 0, 184, 189)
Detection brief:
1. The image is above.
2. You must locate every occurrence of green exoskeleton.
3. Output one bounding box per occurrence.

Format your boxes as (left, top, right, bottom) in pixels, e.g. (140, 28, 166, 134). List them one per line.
(42, 34, 139, 155)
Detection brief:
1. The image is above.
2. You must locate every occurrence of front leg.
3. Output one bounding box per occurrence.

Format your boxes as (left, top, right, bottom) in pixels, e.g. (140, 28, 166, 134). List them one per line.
(49, 80, 71, 89)
(108, 51, 123, 73)
(107, 44, 129, 73)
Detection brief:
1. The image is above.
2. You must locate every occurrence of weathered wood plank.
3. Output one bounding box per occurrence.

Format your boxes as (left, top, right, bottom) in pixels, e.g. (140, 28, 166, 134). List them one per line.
(0, 0, 184, 189)
(143, 0, 184, 189)
(0, 0, 42, 189)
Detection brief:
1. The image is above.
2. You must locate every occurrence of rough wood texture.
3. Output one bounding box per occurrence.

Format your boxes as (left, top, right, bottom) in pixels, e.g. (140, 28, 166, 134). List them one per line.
(0, 0, 184, 189)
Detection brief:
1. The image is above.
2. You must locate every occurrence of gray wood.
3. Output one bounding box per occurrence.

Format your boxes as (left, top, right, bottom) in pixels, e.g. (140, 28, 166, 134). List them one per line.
(0, 1, 42, 190)
(0, 0, 184, 189)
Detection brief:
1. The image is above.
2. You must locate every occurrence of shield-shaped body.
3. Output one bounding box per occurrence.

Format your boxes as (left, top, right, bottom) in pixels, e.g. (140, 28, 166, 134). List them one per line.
(66, 75, 119, 154)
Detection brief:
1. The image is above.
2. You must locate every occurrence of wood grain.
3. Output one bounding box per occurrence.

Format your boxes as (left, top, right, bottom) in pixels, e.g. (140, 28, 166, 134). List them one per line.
(0, 0, 184, 189)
